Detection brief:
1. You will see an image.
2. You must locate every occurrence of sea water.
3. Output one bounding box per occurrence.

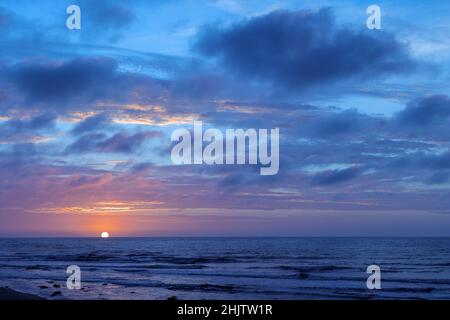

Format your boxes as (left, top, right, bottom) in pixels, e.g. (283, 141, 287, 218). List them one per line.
(0, 237, 449, 300)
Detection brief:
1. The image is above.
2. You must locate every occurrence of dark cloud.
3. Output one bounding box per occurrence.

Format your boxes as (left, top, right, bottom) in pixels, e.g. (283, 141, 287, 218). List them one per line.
(5, 57, 166, 110)
(388, 151, 450, 171)
(425, 172, 450, 185)
(0, 7, 14, 29)
(194, 8, 415, 90)
(311, 166, 362, 185)
(172, 73, 227, 100)
(315, 110, 363, 137)
(291, 95, 450, 141)
(3, 113, 55, 131)
(396, 95, 450, 126)
(64, 133, 106, 154)
(97, 131, 161, 153)
(67, 174, 112, 188)
(91, 4, 135, 29)
(71, 113, 110, 135)
(131, 162, 154, 173)
(10, 57, 116, 103)
(0, 113, 56, 138)
(425, 152, 450, 170)
(0, 7, 22, 39)
(0, 143, 40, 170)
(79, 0, 136, 42)
(65, 131, 162, 154)
(28, 113, 56, 129)
(308, 109, 385, 138)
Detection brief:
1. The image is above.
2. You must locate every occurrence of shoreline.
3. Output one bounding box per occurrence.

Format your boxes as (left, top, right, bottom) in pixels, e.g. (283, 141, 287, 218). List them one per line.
(0, 287, 45, 300)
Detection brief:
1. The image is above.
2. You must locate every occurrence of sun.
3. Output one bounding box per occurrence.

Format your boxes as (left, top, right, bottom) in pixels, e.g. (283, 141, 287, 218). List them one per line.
(101, 231, 110, 238)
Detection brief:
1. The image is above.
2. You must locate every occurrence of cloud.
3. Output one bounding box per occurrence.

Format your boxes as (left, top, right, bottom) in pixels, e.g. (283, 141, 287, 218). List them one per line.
(2, 1, 450, 237)
(425, 172, 450, 185)
(64, 133, 106, 154)
(67, 173, 114, 188)
(4, 57, 166, 110)
(307, 109, 386, 138)
(97, 131, 161, 153)
(291, 95, 450, 141)
(0, 113, 56, 133)
(425, 152, 450, 170)
(10, 57, 116, 103)
(130, 162, 154, 173)
(0, 7, 23, 39)
(90, 3, 135, 30)
(396, 95, 450, 126)
(388, 151, 450, 171)
(0, 113, 56, 142)
(65, 131, 162, 154)
(0, 7, 14, 29)
(311, 166, 362, 185)
(71, 113, 111, 135)
(74, 0, 137, 42)
(193, 8, 416, 90)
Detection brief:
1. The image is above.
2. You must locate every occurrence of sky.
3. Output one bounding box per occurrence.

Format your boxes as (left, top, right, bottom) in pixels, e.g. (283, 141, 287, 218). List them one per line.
(1, 0, 450, 237)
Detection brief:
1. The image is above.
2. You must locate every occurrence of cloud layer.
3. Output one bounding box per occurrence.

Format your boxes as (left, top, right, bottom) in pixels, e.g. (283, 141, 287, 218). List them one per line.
(0, 3, 449, 235)
(194, 9, 416, 90)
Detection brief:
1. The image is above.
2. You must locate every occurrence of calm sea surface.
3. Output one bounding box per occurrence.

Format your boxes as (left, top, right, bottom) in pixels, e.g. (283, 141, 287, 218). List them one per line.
(0, 237, 449, 300)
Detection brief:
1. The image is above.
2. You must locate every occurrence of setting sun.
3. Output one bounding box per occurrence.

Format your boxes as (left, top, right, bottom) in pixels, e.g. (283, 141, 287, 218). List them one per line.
(101, 232, 110, 238)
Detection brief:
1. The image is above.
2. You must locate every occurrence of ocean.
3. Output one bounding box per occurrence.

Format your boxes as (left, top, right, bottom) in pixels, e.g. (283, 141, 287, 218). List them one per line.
(0, 237, 449, 300)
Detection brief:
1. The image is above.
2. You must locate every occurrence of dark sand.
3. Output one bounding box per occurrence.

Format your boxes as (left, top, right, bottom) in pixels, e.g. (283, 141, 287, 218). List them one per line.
(0, 287, 44, 300)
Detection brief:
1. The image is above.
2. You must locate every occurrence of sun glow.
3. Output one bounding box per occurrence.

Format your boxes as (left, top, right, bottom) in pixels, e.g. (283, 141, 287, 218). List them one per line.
(101, 231, 110, 238)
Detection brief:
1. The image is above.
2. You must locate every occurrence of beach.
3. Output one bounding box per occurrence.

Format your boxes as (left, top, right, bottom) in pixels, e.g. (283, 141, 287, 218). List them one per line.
(0, 287, 43, 300)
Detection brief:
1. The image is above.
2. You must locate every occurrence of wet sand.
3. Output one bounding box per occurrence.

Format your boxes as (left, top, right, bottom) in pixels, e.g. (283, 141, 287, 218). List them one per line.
(0, 287, 44, 300)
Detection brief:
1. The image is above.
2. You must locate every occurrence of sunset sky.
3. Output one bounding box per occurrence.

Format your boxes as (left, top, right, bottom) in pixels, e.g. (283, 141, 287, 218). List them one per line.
(1, 0, 450, 236)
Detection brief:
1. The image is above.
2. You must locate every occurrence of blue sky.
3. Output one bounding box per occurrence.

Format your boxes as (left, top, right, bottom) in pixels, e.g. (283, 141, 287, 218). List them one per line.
(1, 0, 450, 236)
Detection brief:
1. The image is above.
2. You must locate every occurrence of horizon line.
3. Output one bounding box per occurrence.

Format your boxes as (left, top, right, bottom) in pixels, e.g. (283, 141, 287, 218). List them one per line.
(1, 235, 450, 239)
